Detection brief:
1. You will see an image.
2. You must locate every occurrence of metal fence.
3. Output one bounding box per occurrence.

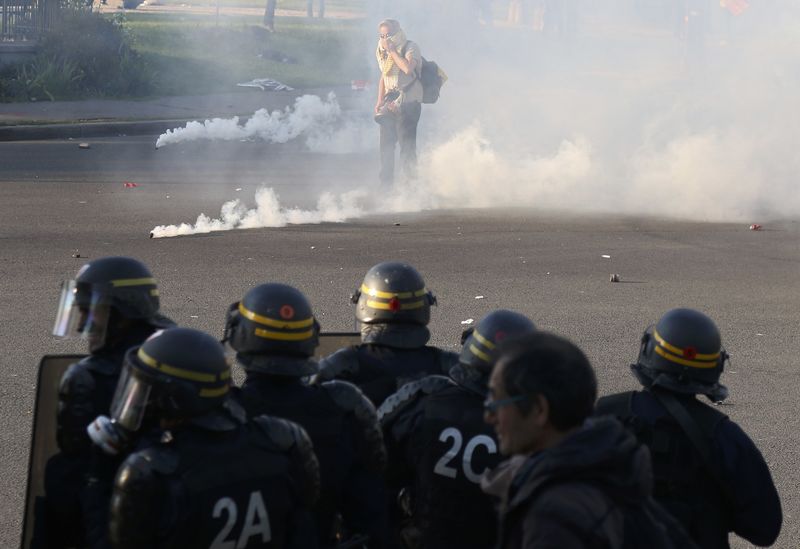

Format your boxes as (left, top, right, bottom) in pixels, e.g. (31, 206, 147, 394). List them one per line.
(1, 0, 59, 42)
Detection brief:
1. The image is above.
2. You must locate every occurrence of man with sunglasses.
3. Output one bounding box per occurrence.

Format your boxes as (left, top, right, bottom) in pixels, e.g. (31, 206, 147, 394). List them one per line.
(377, 310, 536, 549)
(374, 19, 424, 186)
(482, 332, 698, 549)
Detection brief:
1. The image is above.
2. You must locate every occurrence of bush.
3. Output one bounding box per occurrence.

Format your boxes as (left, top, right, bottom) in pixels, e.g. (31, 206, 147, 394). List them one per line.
(38, 11, 154, 97)
(0, 11, 155, 101)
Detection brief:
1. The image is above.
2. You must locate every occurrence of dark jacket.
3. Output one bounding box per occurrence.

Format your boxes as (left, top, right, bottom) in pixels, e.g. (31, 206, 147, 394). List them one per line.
(596, 389, 782, 548)
(482, 417, 697, 549)
(378, 367, 501, 549)
(238, 372, 389, 548)
(317, 343, 458, 408)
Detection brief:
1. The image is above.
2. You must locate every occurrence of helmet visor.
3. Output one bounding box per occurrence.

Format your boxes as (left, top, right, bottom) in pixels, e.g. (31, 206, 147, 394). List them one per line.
(110, 363, 152, 432)
(53, 280, 111, 349)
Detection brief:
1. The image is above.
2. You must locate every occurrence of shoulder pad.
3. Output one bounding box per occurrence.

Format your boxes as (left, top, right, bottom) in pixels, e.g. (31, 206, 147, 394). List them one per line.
(59, 362, 96, 397)
(378, 375, 454, 423)
(322, 380, 372, 413)
(323, 381, 386, 472)
(251, 416, 320, 506)
(251, 415, 310, 453)
(135, 445, 179, 475)
(116, 451, 161, 492)
(594, 391, 636, 418)
(315, 347, 360, 382)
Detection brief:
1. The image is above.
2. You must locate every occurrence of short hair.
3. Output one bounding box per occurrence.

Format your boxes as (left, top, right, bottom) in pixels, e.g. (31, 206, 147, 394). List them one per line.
(495, 332, 597, 431)
(378, 19, 400, 33)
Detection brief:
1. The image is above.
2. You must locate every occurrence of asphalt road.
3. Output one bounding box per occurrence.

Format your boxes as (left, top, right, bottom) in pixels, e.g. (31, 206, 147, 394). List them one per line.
(1, 136, 798, 548)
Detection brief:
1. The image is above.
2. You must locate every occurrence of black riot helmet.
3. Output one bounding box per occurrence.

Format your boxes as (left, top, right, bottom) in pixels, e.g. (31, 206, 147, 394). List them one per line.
(224, 283, 320, 376)
(632, 308, 729, 402)
(111, 328, 233, 432)
(352, 262, 436, 326)
(460, 310, 536, 373)
(53, 256, 170, 352)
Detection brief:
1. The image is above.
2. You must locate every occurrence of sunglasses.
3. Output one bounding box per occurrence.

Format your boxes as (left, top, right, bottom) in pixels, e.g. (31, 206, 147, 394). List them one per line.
(483, 394, 530, 414)
(379, 32, 394, 39)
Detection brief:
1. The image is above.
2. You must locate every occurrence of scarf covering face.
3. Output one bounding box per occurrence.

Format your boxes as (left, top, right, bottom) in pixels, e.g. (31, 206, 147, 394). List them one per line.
(376, 28, 408, 82)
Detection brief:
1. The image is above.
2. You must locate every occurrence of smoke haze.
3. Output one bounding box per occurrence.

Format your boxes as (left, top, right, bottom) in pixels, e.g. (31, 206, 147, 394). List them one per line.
(152, 1, 800, 237)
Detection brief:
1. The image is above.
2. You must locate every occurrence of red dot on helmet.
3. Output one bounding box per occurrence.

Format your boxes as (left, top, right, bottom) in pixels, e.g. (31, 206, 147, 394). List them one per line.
(280, 305, 295, 319)
(495, 330, 507, 342)
(389, 297, 401, 312)
(683, 346, 697, 359)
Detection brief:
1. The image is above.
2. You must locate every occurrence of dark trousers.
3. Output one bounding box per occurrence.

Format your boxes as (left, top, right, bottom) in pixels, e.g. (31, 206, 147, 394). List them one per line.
(379, 101, 421, 185)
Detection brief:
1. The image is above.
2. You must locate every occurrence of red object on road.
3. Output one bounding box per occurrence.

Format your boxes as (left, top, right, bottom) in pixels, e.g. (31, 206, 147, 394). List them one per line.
(123, 182, 139, 188)
(749, 224, 762, 231)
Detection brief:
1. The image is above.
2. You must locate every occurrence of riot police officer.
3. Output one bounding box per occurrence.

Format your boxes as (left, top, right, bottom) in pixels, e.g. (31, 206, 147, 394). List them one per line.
(42, 257, 173, 547)
(595, 308, 782, 549)
(106, 327, 320, 549)
(315, 262, 458, 407)
(378, 310, 536, 549)
(224, 283, 390, 548)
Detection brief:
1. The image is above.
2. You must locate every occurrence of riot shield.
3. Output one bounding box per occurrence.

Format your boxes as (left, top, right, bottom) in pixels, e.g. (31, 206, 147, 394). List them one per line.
(21, 354, 85, 549)
(21, 334, 360, 547)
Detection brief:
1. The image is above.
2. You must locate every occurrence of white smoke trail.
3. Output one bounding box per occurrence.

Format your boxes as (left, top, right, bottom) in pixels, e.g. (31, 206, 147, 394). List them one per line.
(150, 187, 368, 238)
(155, 92, 374, 153)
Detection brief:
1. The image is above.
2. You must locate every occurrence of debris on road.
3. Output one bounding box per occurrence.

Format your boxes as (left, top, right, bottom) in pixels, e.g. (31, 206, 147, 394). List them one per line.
(475, 295, 485, 300)
(610, 274, 620, 283)
(236, 78, 293, 91)
(149, 232, 154, 239)
(123, 182, 139, 188)
(394, 222, 401, 226)
(235, 188, 242, 192)
(79, 143, 91, 150)
(601, 254, 611, 259)
(72, 253, 82, 258)
(461, 318, 474, 325)
(749, 224, 762, 231)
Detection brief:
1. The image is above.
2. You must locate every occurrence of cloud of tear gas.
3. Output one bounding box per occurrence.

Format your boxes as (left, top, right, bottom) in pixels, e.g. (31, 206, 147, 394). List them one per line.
(153, 1, 800, 237)
(155, 93, 374, 153)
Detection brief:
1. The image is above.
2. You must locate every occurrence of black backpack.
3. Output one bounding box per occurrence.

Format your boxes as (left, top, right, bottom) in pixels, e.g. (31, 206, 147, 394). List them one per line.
(419, 58, 445, 104)
(400, 42, 446, 104)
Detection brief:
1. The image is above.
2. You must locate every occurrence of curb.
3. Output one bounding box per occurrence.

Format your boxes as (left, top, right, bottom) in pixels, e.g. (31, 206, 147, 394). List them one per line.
(0, 119, 201, 142)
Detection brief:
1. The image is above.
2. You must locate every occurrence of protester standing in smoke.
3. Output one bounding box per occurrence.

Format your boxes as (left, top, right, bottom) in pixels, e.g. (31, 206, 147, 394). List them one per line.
(375, 19, 424, 186)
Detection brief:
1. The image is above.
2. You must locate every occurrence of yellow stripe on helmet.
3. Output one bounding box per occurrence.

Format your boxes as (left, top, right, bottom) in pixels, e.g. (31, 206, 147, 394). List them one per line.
(653, 330, 720, 361)
(254, 327, 315, 341)
(199, 385, 229, 398)
(238, 302, 314, 329)
(111, 277, 157, 287)
(469, 343, 491, 363)
(360, 284, 428, 300)
(654, 346, 719, 369)
(473, 330, 496, 350)
(366, 299, 426, 311)
(137, 348, 230, 382)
